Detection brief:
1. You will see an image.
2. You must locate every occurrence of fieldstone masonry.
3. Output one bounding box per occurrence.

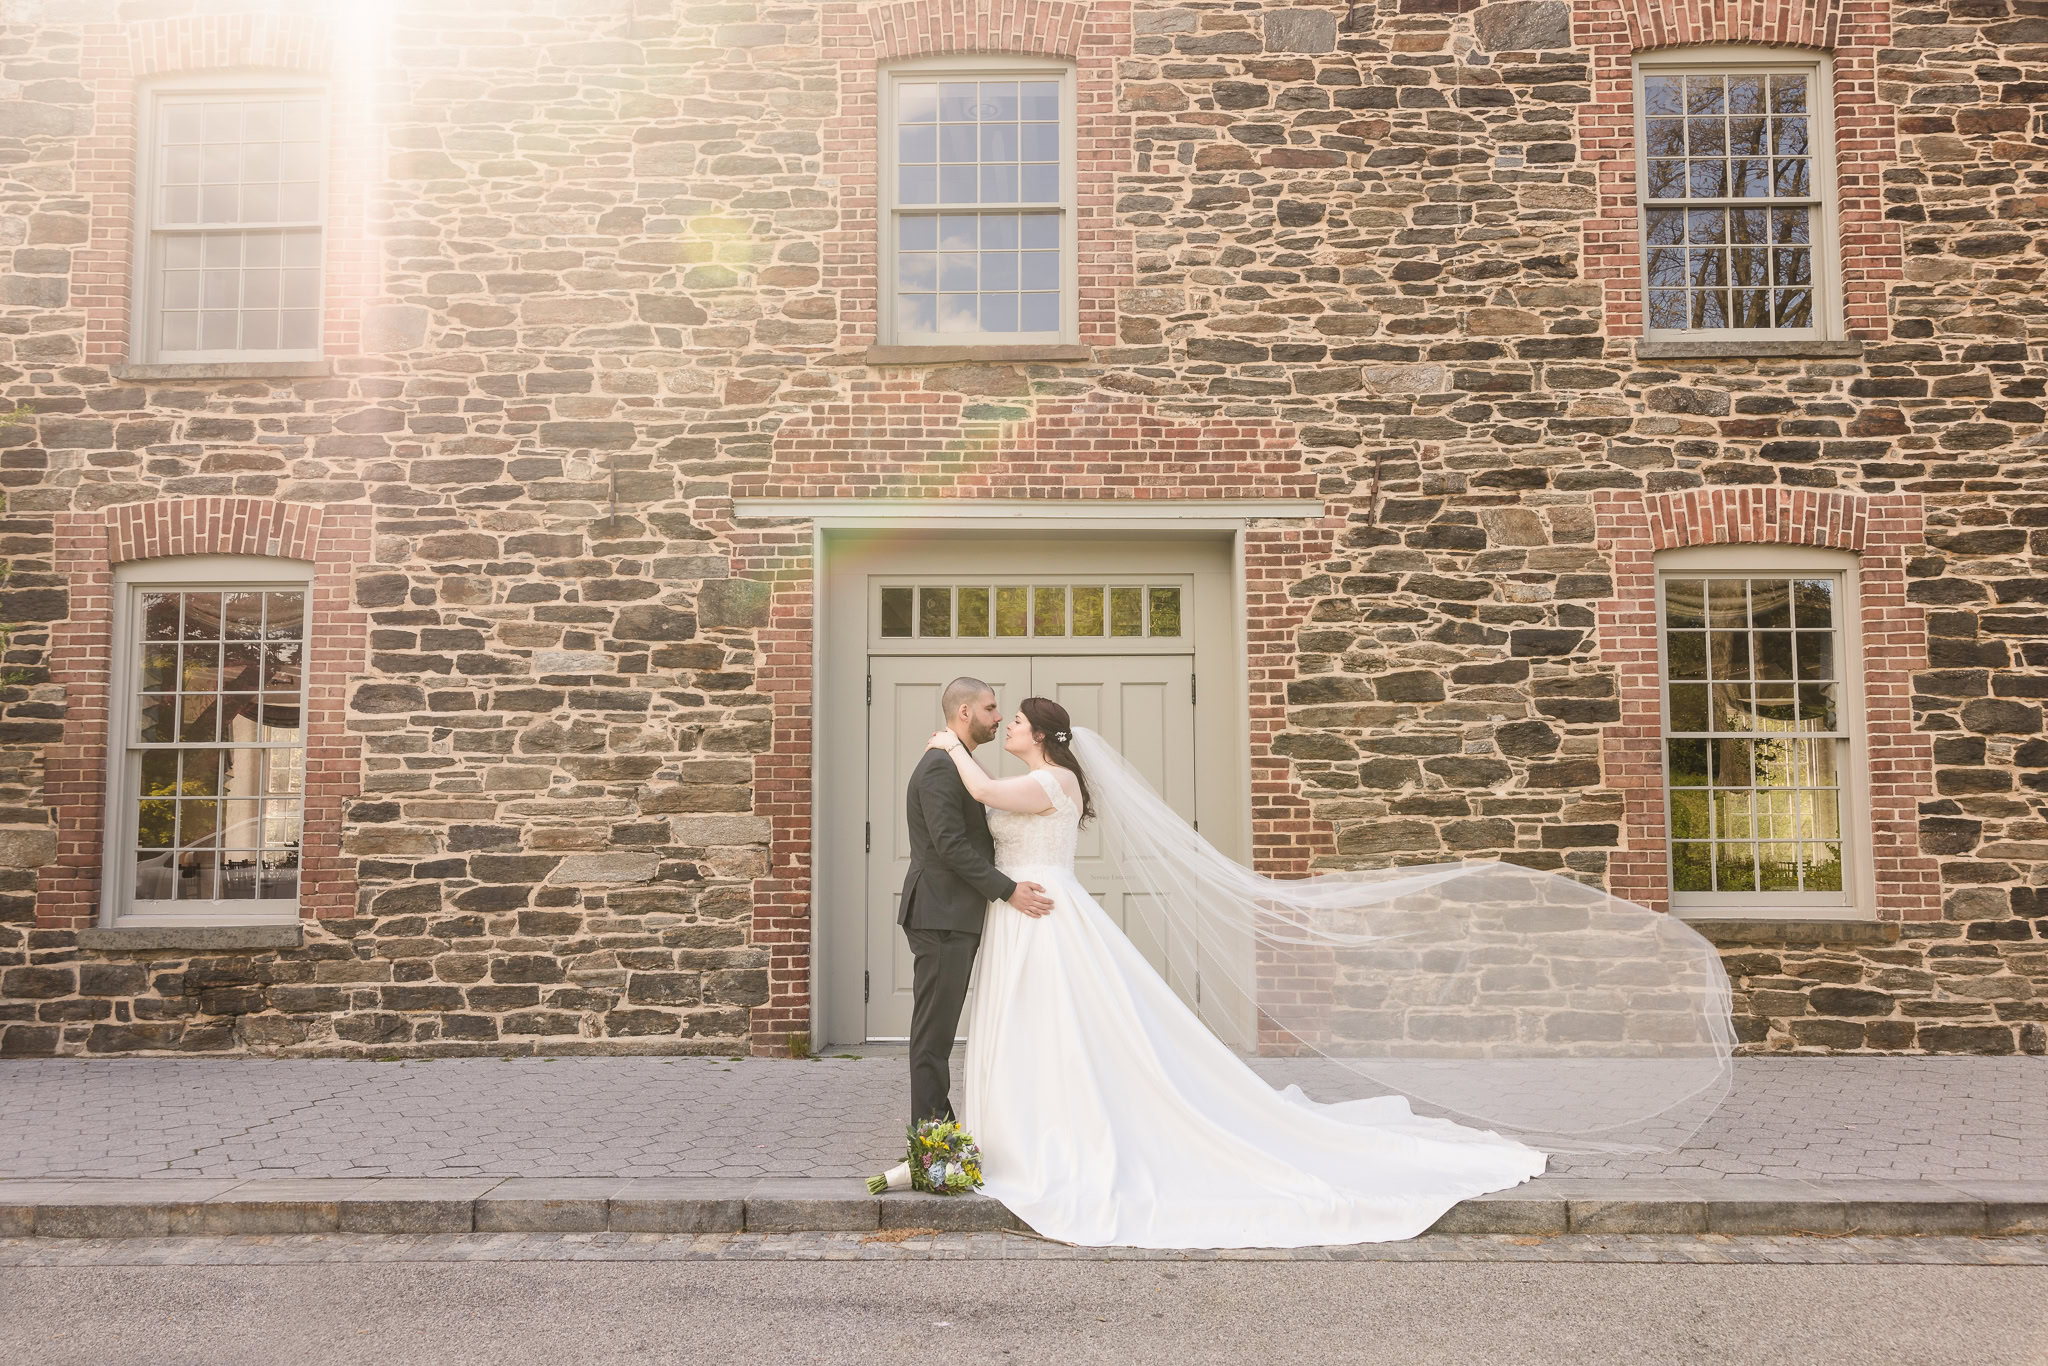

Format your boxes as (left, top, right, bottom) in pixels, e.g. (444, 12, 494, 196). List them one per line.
(0, 0, 2043, 1057)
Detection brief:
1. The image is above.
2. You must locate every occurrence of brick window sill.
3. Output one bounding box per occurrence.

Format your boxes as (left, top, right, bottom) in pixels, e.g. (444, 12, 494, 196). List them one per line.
(860, 344, 1092, 365)
(1635, 339, 1865, 361)
(78, 924, 305, 952)
(110, 360, 335, 382)
(1682, 918, 1901, 946)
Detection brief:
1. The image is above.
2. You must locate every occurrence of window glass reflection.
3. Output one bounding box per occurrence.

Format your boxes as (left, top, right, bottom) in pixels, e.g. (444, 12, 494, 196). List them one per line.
(1663, 573, 1847, 896)
(130, 586, 306, 906)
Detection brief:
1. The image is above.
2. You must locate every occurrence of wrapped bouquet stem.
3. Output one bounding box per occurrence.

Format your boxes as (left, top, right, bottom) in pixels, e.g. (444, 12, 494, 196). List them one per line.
(868, 1119, 983, 1195)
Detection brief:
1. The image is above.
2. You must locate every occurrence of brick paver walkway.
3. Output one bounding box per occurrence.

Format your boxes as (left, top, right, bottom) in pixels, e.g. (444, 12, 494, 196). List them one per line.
(2, 1054, 2038, 1184)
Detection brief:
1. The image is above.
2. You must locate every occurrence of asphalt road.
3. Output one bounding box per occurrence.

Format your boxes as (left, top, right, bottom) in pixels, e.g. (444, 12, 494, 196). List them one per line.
(8, 1259, 2044, 1366)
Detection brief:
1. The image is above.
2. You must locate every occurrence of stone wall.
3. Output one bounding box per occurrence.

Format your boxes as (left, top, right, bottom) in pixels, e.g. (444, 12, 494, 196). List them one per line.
(0, 0, 2042, 1057)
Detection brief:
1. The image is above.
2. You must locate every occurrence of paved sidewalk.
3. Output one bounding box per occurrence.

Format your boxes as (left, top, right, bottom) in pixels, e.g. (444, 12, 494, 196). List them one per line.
(1, 1055, 2042, 1241)
(1, 1055, 2039, 1184)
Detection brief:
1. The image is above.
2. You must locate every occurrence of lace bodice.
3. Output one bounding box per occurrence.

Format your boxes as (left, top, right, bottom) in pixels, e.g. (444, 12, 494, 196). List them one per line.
(988, 767, 1080, 873)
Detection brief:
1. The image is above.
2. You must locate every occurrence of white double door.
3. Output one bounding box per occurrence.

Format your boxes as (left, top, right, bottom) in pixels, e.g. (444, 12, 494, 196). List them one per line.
(864, 654, 1195, 1041)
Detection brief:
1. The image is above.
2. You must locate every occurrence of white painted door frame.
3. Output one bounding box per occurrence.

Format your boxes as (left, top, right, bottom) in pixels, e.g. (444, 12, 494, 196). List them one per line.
(742, 497, 1327, 1046)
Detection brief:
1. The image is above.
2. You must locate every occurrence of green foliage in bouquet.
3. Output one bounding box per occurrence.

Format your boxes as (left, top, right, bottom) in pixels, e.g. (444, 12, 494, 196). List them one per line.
(866, 1118, 983, 1195)
(909, 1119, 982, 1194)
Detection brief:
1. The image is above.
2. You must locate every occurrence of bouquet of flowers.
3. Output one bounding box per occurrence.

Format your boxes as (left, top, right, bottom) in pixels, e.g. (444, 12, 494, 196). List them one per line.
(867, 1118, 984, 1195)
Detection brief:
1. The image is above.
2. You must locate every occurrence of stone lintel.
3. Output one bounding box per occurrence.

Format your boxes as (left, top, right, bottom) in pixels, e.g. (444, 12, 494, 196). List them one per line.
(108, 360, 337, 381)
(858, 344, 1092, 365)
(1634, 339, 1866, 361)
(78, 924, 306, 952)
(1685, 919, 1903, 946)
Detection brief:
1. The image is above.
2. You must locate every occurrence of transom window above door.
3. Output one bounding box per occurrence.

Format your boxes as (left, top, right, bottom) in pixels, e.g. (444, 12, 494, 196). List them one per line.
(875, 580, 1186, 648)
(881, 58, 1074, 346)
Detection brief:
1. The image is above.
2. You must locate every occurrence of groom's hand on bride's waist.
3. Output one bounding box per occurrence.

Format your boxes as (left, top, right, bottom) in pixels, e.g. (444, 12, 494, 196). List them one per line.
(1008, 882, 1053, 918)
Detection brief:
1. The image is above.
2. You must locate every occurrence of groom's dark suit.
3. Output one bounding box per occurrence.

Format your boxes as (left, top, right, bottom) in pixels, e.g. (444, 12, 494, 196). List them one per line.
(899, 746, 1017, 1125)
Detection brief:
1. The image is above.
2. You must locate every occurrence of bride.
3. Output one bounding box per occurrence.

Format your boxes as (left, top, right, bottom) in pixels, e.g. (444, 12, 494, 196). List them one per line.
(926, 696, 1732, 1249)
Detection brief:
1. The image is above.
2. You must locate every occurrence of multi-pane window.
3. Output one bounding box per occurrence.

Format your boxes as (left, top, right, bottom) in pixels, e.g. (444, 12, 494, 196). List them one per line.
(109, 567, 309, 923)
(141, 87, 325, 361)
(883, 63, 1071, 344)
(1638, 55, 1832, 336)
(1661, 569, 1853, 908)
(879, 583, 1182, 640)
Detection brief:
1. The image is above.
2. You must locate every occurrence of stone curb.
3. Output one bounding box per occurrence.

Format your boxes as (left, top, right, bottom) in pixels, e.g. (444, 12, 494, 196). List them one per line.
(2, 1177, 2044, 1241)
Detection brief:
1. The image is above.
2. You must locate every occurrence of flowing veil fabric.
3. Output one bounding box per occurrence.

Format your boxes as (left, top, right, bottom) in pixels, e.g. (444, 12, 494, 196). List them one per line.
(1068, 727, 1735, 1154)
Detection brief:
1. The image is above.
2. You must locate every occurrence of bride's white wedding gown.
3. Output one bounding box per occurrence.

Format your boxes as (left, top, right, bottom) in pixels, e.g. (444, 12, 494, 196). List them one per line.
(961, 766, 1548, 1248)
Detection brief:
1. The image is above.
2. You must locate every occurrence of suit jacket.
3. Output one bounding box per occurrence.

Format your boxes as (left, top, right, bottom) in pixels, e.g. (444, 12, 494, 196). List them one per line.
(898, 747, 1018, 934)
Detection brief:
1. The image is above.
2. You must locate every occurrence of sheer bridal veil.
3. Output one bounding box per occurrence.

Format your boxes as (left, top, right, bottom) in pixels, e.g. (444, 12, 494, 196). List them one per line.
(1068, 727, 1735, 1154)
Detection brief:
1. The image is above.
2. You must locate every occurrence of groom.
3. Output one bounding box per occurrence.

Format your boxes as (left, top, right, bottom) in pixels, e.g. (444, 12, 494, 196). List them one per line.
(899, 675, 1053, 1126)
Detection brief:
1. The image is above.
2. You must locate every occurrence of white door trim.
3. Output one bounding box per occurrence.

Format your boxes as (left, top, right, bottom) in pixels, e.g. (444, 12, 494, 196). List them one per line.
(736, 497, 1328, 525)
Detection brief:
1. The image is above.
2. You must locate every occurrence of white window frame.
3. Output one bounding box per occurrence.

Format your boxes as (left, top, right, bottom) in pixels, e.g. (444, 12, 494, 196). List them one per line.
(1633, 46, 1843, 343)
(100, 554, 315, 929)
(1656, 544, 1873, 921)
(877, 54, 1078, 347)
(129, 75, 329, 365)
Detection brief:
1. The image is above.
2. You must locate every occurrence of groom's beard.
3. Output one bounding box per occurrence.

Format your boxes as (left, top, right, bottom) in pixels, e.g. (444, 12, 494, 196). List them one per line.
(968, 718, 997, 747)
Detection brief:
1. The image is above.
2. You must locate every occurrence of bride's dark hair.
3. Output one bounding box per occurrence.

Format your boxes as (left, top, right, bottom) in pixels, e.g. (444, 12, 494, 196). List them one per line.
(1019, 696, 1094, 823)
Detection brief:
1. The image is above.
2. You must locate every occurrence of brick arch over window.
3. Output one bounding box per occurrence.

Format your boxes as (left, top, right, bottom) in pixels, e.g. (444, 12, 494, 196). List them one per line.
(1610, 0, 1841, 48)
(117, 13, 332, 74)
(39, 498, 371, 929)
(717, 392, 1341, 1049)
(818, 0, 1136, 350)
(1574, 0, 1903, 339)
(864, 0, 1095, 58)
(1593, 487, 1941, 919)
(75, 11, 375, 364)
(106, 499, 325, 563)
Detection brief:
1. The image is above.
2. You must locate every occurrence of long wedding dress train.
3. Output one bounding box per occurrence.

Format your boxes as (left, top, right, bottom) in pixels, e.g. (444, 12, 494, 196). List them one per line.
(960, 767, 1547, 1249)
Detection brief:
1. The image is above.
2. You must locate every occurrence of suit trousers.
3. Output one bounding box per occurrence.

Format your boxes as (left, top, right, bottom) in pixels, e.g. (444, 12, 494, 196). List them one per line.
(905, 925, 980, 1125)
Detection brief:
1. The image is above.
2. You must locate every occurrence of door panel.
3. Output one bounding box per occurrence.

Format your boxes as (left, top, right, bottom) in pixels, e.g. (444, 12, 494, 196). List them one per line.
(865, 657, 1030, 1040)
(1031, 656, 1194, 974)
(1034, 655, 1245, 1039)
(865, 654, 1224, 1043)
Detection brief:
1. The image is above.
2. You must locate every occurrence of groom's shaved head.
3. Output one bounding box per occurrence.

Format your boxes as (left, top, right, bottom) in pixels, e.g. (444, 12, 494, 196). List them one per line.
(942, 675, 992, 718)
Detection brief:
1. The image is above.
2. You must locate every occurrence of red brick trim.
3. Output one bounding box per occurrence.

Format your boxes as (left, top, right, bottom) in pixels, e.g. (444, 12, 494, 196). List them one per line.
(39, 497, 371, 930)
(865, 0, 1094, 58)
(1576, 0, 1904, 340)
(734, 391, 1321, 500)
(106, 498, 323, 564)
(723, 393, 1341, 1049)
(710, 523, 815, 1051)
(74, 14, 374, 365)
(819, 0, 1135, 351)
(1620, 0, 1840, 49)
(1244, 523, 1344, 881)
(1594, 486, 1940, 920)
